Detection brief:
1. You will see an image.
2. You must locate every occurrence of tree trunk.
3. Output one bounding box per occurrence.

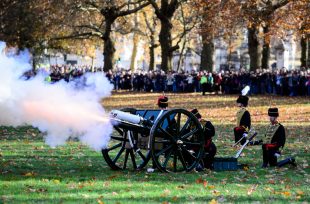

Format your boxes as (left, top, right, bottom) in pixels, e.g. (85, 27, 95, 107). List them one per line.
(103, 37, 115, 71)
(200, 35, 214, 72)
(247, 27, 259, 71)
(159, 20, 173, 71)
(227, 36, 233, 67)
(300, 36, 307, 67)
(32, 53, 36, 71)
(103, 19, 115, 72)
(261, 25, 270, 69)
(130, 33, 138, 71)
(177, 38, 186, 72)
(149, 44, 155, 71)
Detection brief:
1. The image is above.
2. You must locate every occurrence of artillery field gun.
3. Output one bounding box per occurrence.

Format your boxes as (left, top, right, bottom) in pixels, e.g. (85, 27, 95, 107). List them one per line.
(103, 108, 205, 173)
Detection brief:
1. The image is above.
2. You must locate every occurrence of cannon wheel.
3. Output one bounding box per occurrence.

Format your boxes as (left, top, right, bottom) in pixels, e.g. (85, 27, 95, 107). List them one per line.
(102, 108, 151, 170)
(150, 109, 204, 173)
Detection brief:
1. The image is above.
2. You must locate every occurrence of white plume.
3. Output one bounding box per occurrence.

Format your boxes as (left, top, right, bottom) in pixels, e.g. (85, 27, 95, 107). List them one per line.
(241, 85, 250, 96)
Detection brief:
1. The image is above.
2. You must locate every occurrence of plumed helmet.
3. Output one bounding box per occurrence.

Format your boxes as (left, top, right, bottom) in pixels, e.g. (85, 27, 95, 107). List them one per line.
(236, 95, 249, 107)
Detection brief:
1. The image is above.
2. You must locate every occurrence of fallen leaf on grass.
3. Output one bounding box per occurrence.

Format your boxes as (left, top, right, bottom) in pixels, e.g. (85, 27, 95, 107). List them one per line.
(37, 188, 47, 193)
(176, 185, 185, 189)
(172, 196, 178, 201)
(82, 194, 90, 198)
(208, 185, 215, 189)
(196, 177, 203, 184)
(247, 184, 258, 195)
(212, 190, 221, 196)
(67, 183, 77, 189)
(160, 189, 171, 197)
(268, 179, 276, 185)
(22, 172, 36, 177)
(264, 187, 274, 192)
(282, 191, 291, 197)
(107, 175, 118, 181)
(25, 185, 47, 193)
(196, 177, 208, 187)
(209, 199, 218, 204)
(221, 179, 227, 185)
(52, 179, 60, 184)
(79, 184, 84, 189)
(296, 190, 304, 196)
(97, 199, 104, 204)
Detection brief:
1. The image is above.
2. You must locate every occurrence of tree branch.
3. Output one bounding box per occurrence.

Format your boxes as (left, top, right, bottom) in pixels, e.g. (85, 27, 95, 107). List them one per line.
(167, 0, 180, 18)
(118, 1, 150, 17)
(148, 0, 166, 21)
(78, 1, 101, 13)
(119, 0, 146, 10)
(51, 32, 101, 41)
(272, 0, 290, 11)
(75, 24, 103, 36)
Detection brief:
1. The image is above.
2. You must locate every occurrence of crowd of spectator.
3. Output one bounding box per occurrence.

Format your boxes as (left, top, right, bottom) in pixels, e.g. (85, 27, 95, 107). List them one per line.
(107, 68, 310, 96)
(24, 64, 310, 96)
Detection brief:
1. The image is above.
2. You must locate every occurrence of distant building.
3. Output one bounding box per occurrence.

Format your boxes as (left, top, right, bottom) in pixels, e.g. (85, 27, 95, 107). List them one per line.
(41, 30, 301, 72)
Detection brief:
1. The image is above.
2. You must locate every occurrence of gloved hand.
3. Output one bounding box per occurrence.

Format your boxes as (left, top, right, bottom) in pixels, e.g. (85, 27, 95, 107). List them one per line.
(242, 133, 248, 138)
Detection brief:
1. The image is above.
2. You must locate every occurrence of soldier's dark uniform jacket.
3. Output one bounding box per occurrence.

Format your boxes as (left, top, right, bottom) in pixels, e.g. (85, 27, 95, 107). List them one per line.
(262, 122, 286, 167)
(234, 107, 251, 144)
(200, 119, 217, 169)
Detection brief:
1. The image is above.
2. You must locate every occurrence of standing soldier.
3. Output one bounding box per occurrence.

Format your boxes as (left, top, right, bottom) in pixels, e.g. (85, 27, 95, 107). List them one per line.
(234, 95, 251, 145)
(262, 108, 286, 167)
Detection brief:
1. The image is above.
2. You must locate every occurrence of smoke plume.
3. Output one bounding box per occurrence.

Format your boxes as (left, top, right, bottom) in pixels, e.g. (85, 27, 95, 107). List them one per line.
(0, 42, 114, 151)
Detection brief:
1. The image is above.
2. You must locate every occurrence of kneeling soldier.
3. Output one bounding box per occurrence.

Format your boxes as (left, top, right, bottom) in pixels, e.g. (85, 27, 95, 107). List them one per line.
(191, 109, 217, 170)
(262, 108, 286, 168)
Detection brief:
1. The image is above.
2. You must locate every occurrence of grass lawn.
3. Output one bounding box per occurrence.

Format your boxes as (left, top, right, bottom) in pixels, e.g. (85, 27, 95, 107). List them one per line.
(0, 93, 309, 203)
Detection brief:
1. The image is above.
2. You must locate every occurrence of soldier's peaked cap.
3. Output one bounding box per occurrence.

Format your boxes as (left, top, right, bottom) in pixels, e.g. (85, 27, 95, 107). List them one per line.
(191, 108, 202, 119)
(268, 107, 279, 117)
(157, 96, 168, 108)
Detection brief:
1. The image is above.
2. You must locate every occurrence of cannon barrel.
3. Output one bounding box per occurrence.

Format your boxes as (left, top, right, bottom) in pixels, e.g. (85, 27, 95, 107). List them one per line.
(110, 110, 143, 124)
(109, 110, 152, 133)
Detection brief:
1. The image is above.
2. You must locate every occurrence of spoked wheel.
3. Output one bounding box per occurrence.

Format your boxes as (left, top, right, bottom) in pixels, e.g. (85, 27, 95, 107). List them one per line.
(102, 108, 151, 170)
(150, 109, 204, 173)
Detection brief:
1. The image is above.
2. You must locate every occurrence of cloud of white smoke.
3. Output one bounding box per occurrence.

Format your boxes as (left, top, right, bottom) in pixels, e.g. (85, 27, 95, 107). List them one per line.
(0, 42, 114, 151)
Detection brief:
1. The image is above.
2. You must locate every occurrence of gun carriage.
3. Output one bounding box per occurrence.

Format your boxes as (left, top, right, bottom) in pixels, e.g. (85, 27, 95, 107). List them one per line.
(102, 108, 205, 173)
